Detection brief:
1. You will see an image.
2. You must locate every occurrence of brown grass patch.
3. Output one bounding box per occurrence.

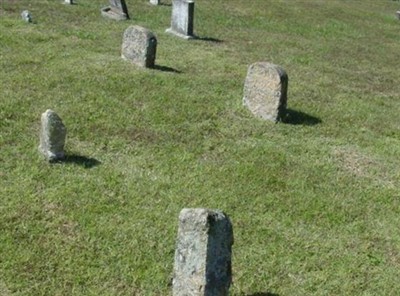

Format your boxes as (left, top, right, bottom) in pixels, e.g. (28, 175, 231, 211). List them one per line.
(332, 145, 397, 188)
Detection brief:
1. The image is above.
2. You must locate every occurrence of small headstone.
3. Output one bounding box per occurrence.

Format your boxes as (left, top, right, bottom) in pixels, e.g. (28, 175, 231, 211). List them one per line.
(166, 0, 195, 39)
(243, 62, 288, 122)
(173, 208, 233, 296)
(21, 10, 32, 23)
(64, 0, 74, 4)
(101, 0, 129, 21)
(39, 109, 67, 161)
(397, 11, 400, 20)
(150, 0, 160, 5)
(121, 25, 157, 68)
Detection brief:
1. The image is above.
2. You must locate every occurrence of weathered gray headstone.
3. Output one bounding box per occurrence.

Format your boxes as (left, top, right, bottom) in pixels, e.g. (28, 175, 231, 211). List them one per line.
(121, 26, 157, 68)
(166, 0, 195, 39)
(150, 0, 160, 5)
(243, 62, 288, 122)
(173, 208, 233, 296)
(39, 109, 67, 161)
(101, 0, 129, 21)
(64, 0, 74, 4)
(21, 10, 32, 23)
(397, 11, 400, 20)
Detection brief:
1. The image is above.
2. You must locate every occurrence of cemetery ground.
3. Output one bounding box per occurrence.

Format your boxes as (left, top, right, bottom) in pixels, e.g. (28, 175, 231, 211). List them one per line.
(1, 0, 400, 295)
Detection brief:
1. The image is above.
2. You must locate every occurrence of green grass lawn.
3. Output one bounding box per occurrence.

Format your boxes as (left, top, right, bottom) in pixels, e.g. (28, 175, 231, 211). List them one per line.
(1, 0, 400, 295)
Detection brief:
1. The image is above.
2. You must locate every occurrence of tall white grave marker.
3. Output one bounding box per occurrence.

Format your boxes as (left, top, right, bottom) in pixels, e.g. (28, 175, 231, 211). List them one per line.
(166, 0, 194, 39)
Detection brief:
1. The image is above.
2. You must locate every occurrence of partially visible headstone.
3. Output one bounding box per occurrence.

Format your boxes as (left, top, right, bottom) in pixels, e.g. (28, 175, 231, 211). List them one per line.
(21, 10, 32, 23)
(243, 62, 288, 122)
(172, 208, 233, 296)
(101, 0, 129, 21)
(150, 0, 160, 5)
(39, 109, 67, 161)
(121, 25, 157, 68)
(64, 0, 74, 4)
(166, 0, 195, 39)
(397, 11, 400, 20)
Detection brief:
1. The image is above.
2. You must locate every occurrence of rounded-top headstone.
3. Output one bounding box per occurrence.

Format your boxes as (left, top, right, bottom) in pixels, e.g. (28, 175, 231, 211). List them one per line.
(39, 109, 67, 161)
(121, 25, 157, 68)
(243, 62, 288, 122)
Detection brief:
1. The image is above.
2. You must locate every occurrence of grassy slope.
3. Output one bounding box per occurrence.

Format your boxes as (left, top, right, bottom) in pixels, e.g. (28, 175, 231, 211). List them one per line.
(1, 0, 400, 295)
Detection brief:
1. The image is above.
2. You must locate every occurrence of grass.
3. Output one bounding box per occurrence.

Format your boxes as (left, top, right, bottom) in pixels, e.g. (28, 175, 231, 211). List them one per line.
(1, 0, 400, 295)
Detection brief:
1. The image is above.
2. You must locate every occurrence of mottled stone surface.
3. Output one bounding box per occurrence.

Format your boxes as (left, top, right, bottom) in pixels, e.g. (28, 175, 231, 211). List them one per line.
(166, 0, 194, 39)
(101, 0, 129, 21)
(121, 26, 157, 68)
(173, 208, 233, 296)
(21, 10, 32, 23)
(150, 0, 160, 5)
(243, 62, 288, 122)
(39, 110, 66, 161)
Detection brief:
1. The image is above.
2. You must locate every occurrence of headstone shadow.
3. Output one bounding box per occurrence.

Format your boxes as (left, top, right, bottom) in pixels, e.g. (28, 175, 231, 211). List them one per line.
(194, 36, 223, 43)
(58, 154, 101, 168)
(283, 108, 321, 126)
(246, 292, 279, 296)
(153, 65, 181, 73)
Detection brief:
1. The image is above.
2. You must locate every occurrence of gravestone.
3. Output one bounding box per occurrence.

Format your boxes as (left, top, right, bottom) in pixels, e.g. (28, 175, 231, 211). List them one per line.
(39, 109, 67, 161)
(397, 11, 400, 20)
(101, 0, 129, 21)
(166, 0, 195, 39)
(121, 26, 157, 68)
(243, 62, 288, 122)
(173, 208, 233, 296)
(21, 10, 32, 23)
(64, 0, 74, 4)
(150, 0, 160, 5)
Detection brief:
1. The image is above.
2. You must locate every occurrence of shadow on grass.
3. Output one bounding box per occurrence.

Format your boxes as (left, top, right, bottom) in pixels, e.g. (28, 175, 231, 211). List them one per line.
(159, 3, 172, 6)
(247, 293, 279, 296)
(194, 36, 223, 43)
(153, 65, 182, 73)
(283, 108, 322, 126)
(59, 154, 101, 168)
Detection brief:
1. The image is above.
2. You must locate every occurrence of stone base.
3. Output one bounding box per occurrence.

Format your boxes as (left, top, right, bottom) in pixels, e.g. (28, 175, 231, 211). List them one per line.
(165, 28, 194, 40)
(101, 7, 128, 21)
